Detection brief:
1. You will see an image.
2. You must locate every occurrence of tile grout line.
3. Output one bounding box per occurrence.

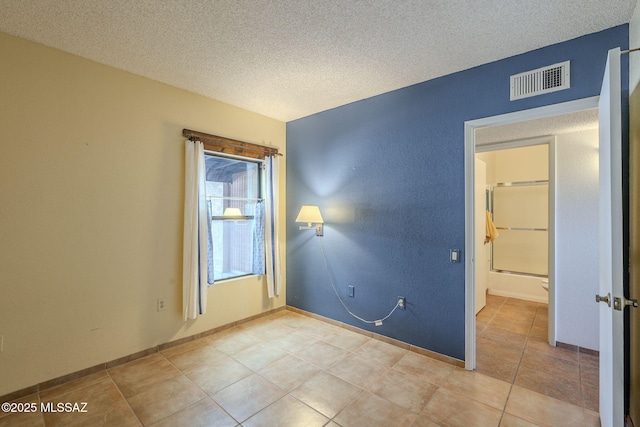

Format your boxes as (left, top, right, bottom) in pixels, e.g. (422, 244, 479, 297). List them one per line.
(267, 324, 430, 425)
(277, 323, 346, 422)
(153, 351, 215, 426)
(247, 324, 375, 425)
(500, 299, 529, 425)
(578, 352, 587, 412)
(327, 387, 367, 425)
(485, 297, 532, 425)
(498, 382, 516, 426)
(104, 369, 144, 427)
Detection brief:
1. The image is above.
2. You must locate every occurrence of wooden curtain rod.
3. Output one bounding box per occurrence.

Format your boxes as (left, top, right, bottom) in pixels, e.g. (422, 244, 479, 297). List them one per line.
(182, 129, 281, 159)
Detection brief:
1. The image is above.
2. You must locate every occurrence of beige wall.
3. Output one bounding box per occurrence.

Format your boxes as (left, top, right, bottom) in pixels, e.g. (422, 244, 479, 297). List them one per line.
(0, 32, 286, 395)
(492, 145, 549, 183)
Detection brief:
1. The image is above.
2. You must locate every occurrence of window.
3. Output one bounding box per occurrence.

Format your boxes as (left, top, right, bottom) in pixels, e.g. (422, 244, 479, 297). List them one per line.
(204, 153, 262, 280)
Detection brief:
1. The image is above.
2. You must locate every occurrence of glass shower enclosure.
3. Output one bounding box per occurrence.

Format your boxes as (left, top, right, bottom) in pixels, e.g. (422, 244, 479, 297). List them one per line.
(490, 180, 549, 277)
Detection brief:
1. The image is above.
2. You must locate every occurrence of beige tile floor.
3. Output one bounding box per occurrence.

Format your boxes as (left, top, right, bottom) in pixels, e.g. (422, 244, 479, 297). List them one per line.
(0, 308, 600, 426)
(476, 294, 600, 413)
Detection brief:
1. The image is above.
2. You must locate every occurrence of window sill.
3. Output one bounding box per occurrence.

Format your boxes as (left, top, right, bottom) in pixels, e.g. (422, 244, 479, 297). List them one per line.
(214, 273, 263, 284)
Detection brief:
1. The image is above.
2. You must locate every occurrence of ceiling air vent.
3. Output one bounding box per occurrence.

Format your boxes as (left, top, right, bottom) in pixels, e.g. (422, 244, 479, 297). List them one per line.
(510, 61, 570, 101)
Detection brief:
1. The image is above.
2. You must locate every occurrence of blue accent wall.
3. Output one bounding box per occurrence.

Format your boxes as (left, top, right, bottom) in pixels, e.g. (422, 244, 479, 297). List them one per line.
(286, 25, 629, 361)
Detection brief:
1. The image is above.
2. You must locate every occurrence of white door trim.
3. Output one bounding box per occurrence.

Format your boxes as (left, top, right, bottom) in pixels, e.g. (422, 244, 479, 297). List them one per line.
(464, 96, 599, 370)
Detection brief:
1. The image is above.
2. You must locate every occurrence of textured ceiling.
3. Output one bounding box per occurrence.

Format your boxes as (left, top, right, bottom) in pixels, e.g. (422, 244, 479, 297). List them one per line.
(476, 109, 599, 145)
(0, 0, 635, 122)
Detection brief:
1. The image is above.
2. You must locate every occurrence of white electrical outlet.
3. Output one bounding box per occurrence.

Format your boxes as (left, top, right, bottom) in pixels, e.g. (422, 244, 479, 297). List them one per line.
(157, 299, 166, 311)
(398, 296, 406, 309)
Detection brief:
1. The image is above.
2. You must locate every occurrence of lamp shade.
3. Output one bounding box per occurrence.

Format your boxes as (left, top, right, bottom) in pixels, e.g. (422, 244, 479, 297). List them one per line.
(223, 207, 242, 216)
(295, 205, 324, 225)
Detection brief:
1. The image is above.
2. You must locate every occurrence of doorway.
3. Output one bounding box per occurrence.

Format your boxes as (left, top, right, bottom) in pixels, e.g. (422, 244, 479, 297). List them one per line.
(476, 142, 551, 308)
(464, 96, 600, 370)
(465, 97, 598, 410)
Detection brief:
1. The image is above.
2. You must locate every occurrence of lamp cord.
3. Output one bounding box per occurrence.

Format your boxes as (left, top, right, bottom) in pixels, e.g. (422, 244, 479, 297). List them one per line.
(318, 238, 400, 325)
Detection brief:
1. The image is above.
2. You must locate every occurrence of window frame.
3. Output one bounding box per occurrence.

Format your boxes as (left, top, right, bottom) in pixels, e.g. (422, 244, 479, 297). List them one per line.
(183, 128, 279, 283)
(204, 150, 264, 282)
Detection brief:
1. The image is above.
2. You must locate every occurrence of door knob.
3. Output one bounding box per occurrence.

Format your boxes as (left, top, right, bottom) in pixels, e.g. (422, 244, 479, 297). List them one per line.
(596, 293, 611, 307)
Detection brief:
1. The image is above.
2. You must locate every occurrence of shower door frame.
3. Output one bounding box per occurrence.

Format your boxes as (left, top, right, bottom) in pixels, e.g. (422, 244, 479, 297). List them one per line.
(490, 179, 550, 278)
(463, 96, 599, 370)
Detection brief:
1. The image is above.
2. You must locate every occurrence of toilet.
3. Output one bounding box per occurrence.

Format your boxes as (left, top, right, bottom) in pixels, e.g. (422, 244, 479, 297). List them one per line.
(541, 279, 549, 292)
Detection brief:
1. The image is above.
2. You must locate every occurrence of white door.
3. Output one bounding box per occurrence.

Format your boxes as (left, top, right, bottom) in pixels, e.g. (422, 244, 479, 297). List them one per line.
(597, 47, 624, 427)
(475, 159, 487, 313)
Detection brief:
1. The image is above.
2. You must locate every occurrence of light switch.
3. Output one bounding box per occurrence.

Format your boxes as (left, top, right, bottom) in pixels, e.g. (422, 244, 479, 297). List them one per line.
(450, 249, 461, 263)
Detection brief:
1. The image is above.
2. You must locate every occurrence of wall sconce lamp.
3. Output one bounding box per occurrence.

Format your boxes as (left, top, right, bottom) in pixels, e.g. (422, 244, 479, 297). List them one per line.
(223, 207, 242, 217)
(295, 205, 324, 236)
(212, 207, 253, 221)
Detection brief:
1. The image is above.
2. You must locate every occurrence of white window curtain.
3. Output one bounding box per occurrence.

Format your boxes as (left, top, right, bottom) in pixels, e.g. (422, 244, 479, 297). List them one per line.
(252, 199, 266, 276)
(183, 140, 214, 320)
(264, 156, 282, 297)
